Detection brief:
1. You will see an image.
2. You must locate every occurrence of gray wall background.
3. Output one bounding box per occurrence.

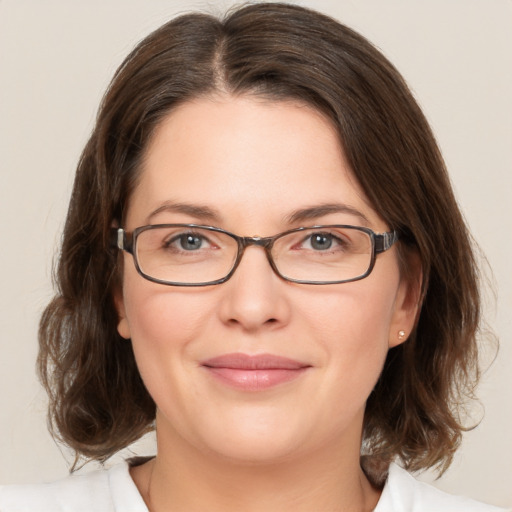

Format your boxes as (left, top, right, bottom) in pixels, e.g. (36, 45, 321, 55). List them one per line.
(0, 1, 510, 508)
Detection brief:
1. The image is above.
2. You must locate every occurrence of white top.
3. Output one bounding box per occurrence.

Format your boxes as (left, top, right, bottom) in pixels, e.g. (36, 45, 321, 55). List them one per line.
(0, 461, 508, 511)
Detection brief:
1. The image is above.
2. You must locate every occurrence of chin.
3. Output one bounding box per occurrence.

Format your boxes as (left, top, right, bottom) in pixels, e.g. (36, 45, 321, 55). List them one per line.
(189, 408, 313, 465)
(206, 434, 306, 466)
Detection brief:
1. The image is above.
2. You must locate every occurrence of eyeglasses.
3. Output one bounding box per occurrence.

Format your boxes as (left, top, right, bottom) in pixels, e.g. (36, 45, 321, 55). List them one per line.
(114, 224, 398, 286)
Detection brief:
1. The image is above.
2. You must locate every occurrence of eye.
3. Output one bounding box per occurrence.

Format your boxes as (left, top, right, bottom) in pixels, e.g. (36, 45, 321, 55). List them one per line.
(309, 233, 334, 250)
(303, 232, 345, 251)
(165, 232, 209, 251)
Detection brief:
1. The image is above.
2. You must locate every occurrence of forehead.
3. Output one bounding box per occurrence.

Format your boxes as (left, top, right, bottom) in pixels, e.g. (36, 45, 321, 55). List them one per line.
(126, 95, 383, 232)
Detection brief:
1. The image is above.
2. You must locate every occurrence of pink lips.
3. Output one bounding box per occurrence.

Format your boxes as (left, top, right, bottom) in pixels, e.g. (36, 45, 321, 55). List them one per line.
(201, 353, 311, 391)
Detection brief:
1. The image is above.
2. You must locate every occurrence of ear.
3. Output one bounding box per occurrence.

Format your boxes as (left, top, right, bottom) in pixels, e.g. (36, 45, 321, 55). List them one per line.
(388, 249, 423, 348)
(113, 288, 131, 340)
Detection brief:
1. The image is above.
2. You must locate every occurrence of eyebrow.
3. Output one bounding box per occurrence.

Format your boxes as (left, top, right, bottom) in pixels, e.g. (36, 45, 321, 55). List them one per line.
(146, 201, 370, 227)
(146, 201, 222, 224)
(285, 203, 371, 226)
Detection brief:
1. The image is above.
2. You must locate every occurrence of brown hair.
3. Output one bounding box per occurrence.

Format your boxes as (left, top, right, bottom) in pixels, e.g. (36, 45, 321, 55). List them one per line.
(38, 2, 482, 482)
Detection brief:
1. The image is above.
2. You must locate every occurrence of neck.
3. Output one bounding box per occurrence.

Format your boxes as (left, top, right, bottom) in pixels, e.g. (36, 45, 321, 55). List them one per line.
(131, 425, 381, 512)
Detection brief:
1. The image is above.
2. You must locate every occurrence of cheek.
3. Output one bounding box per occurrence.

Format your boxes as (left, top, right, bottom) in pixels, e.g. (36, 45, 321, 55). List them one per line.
(120, 273, 216, 385)
(128, 294, 199, 345)
(122, 263, 213, 337)
(297, 277, 398, 347)
(295, 278, 399, 395)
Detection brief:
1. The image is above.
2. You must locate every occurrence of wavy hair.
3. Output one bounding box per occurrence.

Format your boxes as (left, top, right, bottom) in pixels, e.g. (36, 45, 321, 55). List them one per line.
(38, 2, 483, 483)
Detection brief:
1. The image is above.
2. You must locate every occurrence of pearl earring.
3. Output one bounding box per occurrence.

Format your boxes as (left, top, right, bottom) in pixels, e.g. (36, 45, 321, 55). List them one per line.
(398, 330, 406, 341)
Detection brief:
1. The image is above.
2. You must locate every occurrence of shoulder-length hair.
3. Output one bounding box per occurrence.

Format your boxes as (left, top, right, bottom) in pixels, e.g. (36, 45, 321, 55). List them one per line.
(38, 2, 482, 483)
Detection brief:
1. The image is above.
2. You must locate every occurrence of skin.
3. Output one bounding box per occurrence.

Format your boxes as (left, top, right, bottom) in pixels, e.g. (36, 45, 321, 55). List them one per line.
(116, 95, 421, 512)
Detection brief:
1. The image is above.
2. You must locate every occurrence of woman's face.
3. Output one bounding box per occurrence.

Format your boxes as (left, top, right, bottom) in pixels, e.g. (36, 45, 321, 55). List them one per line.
(116, 96, 417, 464)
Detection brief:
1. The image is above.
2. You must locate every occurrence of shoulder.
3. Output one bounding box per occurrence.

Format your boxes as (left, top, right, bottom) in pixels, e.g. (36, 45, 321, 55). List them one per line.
(0, 461, 148, 512)
(375, 463, 510, 512)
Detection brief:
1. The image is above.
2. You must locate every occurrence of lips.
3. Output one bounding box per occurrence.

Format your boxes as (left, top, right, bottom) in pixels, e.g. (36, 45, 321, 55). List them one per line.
(201, 353, 311, 391)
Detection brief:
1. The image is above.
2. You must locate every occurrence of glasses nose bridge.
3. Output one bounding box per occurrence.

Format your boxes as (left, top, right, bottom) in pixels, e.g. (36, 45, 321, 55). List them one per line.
(238, 234, 274, 253)
(235, 235, 276, 267)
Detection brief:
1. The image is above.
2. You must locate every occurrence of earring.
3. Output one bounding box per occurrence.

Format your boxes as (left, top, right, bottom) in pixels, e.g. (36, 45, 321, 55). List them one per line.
(398, 330, 406, 341)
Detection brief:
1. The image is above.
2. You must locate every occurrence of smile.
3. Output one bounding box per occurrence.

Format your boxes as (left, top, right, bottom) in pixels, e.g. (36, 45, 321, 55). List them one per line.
(201, 353, 311, 391)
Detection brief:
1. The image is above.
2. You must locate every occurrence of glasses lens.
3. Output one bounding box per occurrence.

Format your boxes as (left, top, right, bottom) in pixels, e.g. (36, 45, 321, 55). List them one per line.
(272, 227, 373, 283)
(135, 226, 238, 284)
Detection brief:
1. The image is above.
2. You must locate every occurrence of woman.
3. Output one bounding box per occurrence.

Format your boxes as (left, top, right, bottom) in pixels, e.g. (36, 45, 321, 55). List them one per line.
(0, 3, 507, 511)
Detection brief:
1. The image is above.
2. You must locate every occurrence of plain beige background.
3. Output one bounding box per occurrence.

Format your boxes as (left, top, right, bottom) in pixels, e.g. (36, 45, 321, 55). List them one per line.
(0, 0, 511, 508)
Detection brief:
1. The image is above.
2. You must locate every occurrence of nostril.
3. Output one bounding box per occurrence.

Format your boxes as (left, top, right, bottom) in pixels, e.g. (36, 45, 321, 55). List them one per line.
(228, 317, 278, 326)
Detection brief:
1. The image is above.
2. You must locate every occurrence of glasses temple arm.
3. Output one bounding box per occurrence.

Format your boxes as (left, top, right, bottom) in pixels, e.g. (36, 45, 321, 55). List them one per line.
(110, 227, 131, 253)
(374, 231, 399, 253)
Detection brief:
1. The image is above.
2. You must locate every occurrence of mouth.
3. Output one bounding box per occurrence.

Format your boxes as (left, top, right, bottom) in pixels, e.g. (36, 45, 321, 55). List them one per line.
(200, 353, 311, 391)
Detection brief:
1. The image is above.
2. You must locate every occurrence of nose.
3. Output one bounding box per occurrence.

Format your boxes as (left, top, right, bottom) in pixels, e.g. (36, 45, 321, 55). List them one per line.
(217, 245, 291, 332)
